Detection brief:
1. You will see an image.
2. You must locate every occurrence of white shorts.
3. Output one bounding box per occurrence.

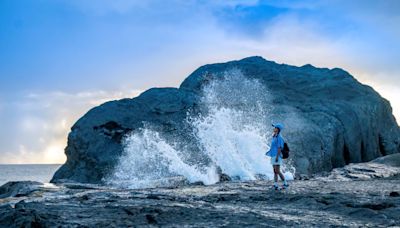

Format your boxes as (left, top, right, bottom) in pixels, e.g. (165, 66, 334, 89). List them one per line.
(270, 156, 283, 166)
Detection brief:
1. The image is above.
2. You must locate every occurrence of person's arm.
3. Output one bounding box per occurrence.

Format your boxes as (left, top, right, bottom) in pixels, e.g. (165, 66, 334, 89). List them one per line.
(275, 137, 283, 161)
(276, 147, 281, 162)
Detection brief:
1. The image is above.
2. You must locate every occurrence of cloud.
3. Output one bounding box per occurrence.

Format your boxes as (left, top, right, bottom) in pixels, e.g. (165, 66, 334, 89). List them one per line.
(0, 89, 142, 164)
(205, 5, 400, 123)
(0, 0, 398, 164)
(64, 0, 260, 15)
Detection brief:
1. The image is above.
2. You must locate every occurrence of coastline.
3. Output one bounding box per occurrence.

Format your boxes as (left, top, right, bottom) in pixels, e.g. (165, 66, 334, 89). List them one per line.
(1, 155, 399, 227)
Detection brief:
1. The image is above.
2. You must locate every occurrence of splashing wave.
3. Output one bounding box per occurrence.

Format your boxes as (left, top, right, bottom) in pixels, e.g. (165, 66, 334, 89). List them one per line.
(106, 70, 294, 188)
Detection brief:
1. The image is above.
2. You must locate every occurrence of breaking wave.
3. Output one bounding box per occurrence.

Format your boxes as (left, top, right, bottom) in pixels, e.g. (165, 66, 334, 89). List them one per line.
(106, 70, 294, 189)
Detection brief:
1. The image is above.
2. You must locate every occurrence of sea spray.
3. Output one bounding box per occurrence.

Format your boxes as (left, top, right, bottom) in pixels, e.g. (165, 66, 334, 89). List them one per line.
(107, 70, 294, 188)
(192, 70, 279, 180)
(191, 107, 270, 180)
(106, 129, 219, 189)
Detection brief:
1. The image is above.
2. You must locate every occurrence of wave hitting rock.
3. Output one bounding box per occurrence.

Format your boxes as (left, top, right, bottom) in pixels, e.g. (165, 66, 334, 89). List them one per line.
(51, 56, 400, 185)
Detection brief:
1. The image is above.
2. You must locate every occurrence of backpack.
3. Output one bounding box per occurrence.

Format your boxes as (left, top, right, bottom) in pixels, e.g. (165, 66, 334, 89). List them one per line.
(282, 142, 290, 159)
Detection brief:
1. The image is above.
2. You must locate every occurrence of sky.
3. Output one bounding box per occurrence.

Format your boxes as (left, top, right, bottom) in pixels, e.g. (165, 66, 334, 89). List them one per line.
(0, 0, 399, 164)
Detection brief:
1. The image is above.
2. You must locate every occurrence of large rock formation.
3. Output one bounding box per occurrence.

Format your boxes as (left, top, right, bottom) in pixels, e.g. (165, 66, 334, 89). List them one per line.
(51, 56, 400, 184)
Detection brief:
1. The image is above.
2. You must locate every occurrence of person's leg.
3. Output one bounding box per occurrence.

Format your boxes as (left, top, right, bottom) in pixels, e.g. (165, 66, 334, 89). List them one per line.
(273, 165, 279, 189)
(277, 165, 288, 187)
(278, 166, 285, 181)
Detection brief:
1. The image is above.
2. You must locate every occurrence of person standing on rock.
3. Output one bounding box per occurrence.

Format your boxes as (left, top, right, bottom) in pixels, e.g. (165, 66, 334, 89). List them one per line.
(266, 123, 288, 190)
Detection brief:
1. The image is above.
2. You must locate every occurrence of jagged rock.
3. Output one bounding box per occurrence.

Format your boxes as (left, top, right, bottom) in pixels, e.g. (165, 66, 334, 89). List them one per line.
(216, 166, 232, 182)
(0, 181, 43, 199)
(219, 174, 232, 182)
(51, 56, 400, 184)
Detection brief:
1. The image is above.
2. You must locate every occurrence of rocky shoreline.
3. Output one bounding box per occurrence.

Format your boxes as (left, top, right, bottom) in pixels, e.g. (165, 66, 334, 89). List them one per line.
(1, 154, 400, 227)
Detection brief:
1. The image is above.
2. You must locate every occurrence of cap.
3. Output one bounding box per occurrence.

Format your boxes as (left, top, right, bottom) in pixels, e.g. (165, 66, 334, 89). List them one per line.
(272, 123, 284, 131)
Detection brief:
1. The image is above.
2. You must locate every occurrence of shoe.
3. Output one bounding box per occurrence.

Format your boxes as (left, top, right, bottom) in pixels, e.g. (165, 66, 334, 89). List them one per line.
(282, 183, 289, 189)
(274, 185, 279, 190)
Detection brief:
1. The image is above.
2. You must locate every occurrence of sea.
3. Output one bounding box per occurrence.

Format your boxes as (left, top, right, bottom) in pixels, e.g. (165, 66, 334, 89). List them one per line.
(0, 164, 62, 186)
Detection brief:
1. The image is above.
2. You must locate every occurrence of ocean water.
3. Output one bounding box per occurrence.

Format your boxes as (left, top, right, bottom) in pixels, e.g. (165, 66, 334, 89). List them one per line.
(0, 164, 61, 186)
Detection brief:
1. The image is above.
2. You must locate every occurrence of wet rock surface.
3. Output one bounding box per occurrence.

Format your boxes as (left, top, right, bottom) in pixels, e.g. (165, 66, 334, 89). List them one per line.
(2, 160, 400, 227)
(0, 181, 43, 199)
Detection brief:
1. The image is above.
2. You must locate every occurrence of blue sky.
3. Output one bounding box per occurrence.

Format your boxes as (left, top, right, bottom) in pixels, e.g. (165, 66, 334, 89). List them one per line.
(1, 0, 399, 163)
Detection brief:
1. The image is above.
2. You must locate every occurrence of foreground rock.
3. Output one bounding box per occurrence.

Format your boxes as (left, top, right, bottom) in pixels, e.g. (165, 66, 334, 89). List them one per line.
(1, 174, 399, 226)
(0, 181, 43, 199)
(52, 56, 400, 183)
(325, 153, 400, 180)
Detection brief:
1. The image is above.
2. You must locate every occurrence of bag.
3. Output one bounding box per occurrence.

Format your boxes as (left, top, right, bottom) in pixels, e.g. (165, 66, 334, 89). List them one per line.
(282, 142, 290, 159)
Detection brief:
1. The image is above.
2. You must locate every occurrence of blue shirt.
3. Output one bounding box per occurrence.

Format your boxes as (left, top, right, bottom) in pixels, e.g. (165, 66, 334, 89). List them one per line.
(266, 134, 284, 157)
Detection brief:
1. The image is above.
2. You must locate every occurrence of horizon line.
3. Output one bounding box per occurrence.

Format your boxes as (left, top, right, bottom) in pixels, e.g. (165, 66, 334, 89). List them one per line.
(0, 163, 63, 165)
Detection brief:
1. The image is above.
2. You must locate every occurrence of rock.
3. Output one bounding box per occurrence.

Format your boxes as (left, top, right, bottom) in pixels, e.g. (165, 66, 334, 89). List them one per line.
(2, 176, 400, 227)
(191, 181, 205, 186)
(62, 183, 102, 190)
(145, 214, 157, 224)
(218, 173, 232, 182)
(51, 56, 400, 184)
(297, 174, 310, 180)
(348, 208, 379, 218)
(216, 166, 232, 182)
(389, 191, 399, 197)
(359, 202, 395, 210)
(0, 181, 43, 199)
(371, 153, 400, 167)
(326, 153, 400, 180)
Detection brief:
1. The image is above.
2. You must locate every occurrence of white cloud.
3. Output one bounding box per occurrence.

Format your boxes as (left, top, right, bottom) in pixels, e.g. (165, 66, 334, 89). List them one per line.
(207, 10, 400, 123)
(65, 0, 261, 15)
(209, 13, 344, 68)
(0, 89, 142, 164)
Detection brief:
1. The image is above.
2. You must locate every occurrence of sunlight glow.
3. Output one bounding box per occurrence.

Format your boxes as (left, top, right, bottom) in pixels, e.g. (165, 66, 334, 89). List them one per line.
(43, 144, 66, 164)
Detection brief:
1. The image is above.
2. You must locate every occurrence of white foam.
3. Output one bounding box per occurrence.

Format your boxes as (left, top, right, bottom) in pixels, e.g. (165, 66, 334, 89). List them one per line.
(192, 107, 272, 180)
(107, 70, 294, 188)
(106, 129, 219, 189)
